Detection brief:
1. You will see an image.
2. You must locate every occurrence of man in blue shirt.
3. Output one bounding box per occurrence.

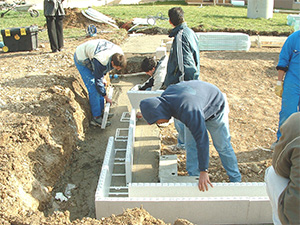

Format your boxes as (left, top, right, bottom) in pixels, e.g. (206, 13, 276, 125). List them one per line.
(140, 80, 241, 192)
(272, 30, 300, 149)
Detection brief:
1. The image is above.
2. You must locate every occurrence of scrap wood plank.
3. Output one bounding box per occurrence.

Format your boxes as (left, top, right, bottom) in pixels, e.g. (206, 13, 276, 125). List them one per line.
(252, 40, 284, 48)
(260, 41, 284, 48)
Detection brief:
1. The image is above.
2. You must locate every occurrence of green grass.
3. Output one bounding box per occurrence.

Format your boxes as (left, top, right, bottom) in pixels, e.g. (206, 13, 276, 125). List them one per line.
(0, 1, 296, 42)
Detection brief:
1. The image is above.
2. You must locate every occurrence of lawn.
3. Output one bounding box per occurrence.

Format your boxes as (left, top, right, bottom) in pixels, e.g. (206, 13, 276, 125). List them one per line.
(0, 1, 296, 42)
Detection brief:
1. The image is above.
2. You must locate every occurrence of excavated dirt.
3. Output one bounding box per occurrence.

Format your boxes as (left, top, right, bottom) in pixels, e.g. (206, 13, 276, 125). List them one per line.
(0, 7, 283, 224)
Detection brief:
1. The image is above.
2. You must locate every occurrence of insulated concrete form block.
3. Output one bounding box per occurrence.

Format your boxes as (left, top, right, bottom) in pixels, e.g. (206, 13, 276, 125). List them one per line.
(95, 136, 115, 198)
(95, 197, 272, 224)
(95, 136, 272, 224)
(196, 32, 251, 51)
(101, 87, 114, 129)
(125, 109, 136, 184)
(127, 89, 163, 110)
(129, 182, 269, 197)
(159, 155, 177, 181)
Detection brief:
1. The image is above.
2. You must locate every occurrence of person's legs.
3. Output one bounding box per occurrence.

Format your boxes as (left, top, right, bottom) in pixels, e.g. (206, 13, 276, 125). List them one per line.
(74, 54, 103, 117)
(55, 15, 64, 50)
(206, 104, 241, 182)
(264, 166, 289, 225)
(46, 16, 58, 52)
(184, 125, 199, 176)
(174, 118, 185, 149)
(276, 81, 300, 140)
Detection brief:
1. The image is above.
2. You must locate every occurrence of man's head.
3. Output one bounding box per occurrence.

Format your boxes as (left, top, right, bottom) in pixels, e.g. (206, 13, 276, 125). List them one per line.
(168, 7, 184, 27)
(111, 53, 127, 70)
(140, 97, 171, 125)
(141, 57, 156, 76)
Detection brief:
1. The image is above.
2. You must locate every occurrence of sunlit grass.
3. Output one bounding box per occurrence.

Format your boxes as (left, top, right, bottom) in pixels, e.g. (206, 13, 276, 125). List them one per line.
(0, 1, 295, 43)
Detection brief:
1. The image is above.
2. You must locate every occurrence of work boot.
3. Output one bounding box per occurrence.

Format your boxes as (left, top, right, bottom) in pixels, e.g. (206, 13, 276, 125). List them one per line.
(90, 117, 111, 127)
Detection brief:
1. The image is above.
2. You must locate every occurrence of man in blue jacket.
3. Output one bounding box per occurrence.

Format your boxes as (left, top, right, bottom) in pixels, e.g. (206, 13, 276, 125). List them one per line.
(163, 7, 200, 87)
(74, 39, 126, 127)
(140, 80, 241, 192)
(272, 30, 300, 149)
(163, 7, 200, 150)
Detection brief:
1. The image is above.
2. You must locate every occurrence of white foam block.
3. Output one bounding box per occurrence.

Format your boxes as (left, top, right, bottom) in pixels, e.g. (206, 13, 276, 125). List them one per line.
(196, 32, 251, 51)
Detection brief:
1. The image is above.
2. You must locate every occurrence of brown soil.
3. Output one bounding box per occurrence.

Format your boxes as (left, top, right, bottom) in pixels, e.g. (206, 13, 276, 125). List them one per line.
(0, 8, 281, 224)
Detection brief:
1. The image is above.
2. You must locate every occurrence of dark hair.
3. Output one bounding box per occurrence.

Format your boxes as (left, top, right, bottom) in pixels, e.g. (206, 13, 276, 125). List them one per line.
(112, 53, 127, 69)
(168, 7, 184, 26)
(141, 57, 156, 72)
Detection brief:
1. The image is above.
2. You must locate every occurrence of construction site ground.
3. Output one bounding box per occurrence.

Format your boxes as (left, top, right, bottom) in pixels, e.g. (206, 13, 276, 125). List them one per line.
(0, 7, 289, 224)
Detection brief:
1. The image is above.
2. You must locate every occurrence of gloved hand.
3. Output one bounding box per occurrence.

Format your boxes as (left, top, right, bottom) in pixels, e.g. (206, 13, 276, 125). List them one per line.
(275, 81, 283, 97)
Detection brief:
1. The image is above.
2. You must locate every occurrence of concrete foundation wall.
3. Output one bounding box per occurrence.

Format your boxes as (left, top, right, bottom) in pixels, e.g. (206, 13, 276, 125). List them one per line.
(96, 197, 271, 224)
(95, 90, 273, 224)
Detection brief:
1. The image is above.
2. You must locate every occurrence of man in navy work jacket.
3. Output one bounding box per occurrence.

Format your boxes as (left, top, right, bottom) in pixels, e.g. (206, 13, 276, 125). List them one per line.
(162, 7, 200, 151)
(74, 39, 126, 127)
(140, 80, 241, 192)
(163, 7, 200, 87)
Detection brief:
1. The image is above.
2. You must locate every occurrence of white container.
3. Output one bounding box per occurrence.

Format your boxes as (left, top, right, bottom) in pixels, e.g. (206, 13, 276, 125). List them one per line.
(287, 14, 300, 31)
(247, 0, 274, 19)
(231, 0, 245, 6)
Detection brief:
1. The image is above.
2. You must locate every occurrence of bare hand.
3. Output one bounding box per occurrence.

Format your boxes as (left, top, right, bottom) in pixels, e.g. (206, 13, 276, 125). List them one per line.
(198, 171, 213, 192)
(104, 96, 112, 105)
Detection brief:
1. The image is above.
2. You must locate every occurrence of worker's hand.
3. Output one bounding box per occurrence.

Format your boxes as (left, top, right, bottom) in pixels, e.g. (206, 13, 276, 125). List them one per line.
(104, 96, 112, 105)
(275, 81, 283, 97)
(103, 77, 108, 86)
(198, 171, 213, 192)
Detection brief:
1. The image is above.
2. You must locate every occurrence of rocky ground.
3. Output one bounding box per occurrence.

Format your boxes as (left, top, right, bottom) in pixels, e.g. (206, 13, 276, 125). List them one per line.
(0, 7, 283, 225)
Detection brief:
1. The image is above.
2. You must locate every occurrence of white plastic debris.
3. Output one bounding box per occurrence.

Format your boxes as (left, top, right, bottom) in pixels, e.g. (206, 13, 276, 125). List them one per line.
(55, 192, 68, 202)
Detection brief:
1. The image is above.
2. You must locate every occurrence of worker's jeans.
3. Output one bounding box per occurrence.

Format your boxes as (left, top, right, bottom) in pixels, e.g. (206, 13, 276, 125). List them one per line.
(174, 119, 185, 149)
(277, 79, 300, 140)
(74, 54, 104, 118)
(185, 101, 241, 182)
(264, 166, 289, 225)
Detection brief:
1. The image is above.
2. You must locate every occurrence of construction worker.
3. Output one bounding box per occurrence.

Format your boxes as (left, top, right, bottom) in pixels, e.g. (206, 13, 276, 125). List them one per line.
(74, 39, 126, 127)
(139, 55, 168, 91)
(162, 7, 200, 151)
(272, 30, 300, 149)
(140, 80, 241, 192)
(265, 112, 300, 225)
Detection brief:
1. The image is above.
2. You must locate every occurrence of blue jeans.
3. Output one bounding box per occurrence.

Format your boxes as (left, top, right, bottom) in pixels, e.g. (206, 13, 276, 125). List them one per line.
(174, 118, 185, 149)
(276, 79, 300, 140)
(74, 54, 104, 118)
(185, 101, 241, 182)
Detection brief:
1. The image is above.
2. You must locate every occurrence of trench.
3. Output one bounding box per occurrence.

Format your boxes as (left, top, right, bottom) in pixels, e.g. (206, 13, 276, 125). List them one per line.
(42, 55, 151, 220)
